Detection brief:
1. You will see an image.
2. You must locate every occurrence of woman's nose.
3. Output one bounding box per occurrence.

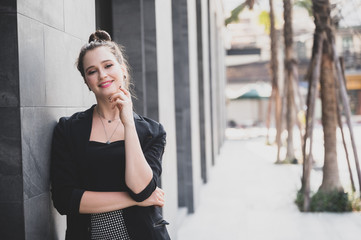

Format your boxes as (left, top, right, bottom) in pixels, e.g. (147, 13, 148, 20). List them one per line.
(99, 69, 108, 79)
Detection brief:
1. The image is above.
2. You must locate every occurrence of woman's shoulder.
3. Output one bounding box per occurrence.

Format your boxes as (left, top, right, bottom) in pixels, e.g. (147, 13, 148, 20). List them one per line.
(133, 112, 166, 137)
(56, 105, 94, 129)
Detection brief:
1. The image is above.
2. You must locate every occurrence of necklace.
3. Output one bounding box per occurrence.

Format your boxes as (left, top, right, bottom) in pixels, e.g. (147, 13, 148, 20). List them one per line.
(96, 107, 120, 123)
(96, 106, 121, 144)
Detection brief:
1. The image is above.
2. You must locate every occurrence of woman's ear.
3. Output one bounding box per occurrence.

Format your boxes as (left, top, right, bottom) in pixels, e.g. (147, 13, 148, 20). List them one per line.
(121, 64, 128, 87)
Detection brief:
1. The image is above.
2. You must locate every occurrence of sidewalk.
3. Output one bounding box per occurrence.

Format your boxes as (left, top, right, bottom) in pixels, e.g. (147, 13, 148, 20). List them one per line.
(177, 137, 361, 240)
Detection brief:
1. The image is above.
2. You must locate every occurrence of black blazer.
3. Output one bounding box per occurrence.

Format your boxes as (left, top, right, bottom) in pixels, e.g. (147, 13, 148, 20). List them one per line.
(50, 105, 170, 240)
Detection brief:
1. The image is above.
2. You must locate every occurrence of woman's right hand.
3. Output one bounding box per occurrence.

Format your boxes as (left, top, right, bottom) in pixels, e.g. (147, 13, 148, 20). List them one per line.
(137, 187, 165, 207)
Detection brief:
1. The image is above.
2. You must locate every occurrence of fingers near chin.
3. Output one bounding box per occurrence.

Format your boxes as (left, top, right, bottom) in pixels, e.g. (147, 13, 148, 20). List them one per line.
(120, 87, 130, 96)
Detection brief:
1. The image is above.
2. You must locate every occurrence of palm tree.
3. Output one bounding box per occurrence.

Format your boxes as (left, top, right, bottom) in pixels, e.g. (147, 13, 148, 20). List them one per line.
(283, 0, 296, 163)
(302, 0, 343, 211)
(268, 0, 282, 163)
(225, 1, 281, 162)
(316, 0, 342, 192)
(225, 0, 255, 26)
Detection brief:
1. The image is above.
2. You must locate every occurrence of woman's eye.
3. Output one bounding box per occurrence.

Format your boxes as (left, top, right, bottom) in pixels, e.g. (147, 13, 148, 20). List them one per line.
(105, 64, 113, 68)
(87, 70, 96, 75)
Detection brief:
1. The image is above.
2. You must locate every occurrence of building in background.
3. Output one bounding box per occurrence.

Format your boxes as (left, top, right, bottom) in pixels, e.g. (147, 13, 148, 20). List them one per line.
(0, 0, 226, 239)
(336, 26, 361, 116)
(224, 0, 361, 128)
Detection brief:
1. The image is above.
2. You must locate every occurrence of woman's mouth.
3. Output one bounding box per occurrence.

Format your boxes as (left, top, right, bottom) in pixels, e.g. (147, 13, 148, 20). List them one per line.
(98, 80, 114, 88)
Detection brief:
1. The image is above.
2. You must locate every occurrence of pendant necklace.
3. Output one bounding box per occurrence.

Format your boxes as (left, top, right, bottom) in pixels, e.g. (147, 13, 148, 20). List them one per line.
(96, 106, 120, 123)
(96, 106, 121, 144)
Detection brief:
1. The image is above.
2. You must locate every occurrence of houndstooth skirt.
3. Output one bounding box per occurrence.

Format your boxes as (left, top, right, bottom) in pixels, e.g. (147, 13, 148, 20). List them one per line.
(90, 209, 131, 240)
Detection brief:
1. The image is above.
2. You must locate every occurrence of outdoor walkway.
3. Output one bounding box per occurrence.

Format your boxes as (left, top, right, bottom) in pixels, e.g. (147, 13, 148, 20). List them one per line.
(177, 136, 361, 240)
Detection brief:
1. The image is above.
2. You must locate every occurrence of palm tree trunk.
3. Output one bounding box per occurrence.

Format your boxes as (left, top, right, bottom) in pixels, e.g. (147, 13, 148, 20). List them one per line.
(269, 0, 281, 163)
(266, 87, 275, 144)
(313, 0, 343, 192)
(283, 0, 295, 162)
(292, 64, 305, 155)
(302, 33, 324, 211)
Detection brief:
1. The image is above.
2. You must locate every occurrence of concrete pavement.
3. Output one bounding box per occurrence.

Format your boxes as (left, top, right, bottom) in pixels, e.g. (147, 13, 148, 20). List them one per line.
(177, 137, 361, 240)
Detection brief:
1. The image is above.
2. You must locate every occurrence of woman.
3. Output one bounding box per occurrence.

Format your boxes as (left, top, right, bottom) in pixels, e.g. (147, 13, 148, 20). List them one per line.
(50, 30, 170, 240)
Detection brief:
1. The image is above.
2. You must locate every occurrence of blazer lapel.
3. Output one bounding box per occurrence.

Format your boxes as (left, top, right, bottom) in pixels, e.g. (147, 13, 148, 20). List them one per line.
(70, 105, 94, 156)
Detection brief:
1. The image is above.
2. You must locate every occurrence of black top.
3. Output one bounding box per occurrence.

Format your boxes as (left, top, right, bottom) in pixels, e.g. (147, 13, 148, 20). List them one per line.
(50, 105, 170, 240)
(85, 141, 127, 191)
(86, 141, 131, 239)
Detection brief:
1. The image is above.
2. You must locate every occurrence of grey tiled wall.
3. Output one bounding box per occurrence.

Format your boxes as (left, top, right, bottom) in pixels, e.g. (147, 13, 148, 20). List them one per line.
(0, 1, 24, 239)
(0, 0, 95, 239)
(112, 0, 159, 121)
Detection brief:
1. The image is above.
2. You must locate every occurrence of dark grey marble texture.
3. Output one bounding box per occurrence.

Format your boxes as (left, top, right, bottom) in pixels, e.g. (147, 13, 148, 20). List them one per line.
(0, 0, 16, 13)
(172, 0, 195, 213)
(0, 13, 19, 108)
(0, 98, 23, 238)
(112, 0, 159, 120)
(112, 0, 145, 115)
(196, 0, 207, 184)
(0, 107, 23, 202)
(145, 71, 159, 121)
(0, 202, 25, 239)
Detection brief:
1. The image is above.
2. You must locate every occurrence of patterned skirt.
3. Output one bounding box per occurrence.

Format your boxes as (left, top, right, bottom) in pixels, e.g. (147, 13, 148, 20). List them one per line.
(90, 209, 132, 240)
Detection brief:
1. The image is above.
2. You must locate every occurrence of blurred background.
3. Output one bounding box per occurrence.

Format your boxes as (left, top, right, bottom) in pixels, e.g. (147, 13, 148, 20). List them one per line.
(1, 0, 361, 239)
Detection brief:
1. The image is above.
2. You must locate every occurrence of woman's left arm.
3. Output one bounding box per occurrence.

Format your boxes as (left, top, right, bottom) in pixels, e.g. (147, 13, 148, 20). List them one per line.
(124, 123, 166, 202)
(124, 123, 154, 194)
(111, 88, 166, 202)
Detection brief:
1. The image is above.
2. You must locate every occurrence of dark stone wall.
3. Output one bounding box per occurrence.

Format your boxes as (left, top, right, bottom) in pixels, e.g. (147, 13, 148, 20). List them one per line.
(0, 1, 24, 239)
(0, 0, 95, 239)
(172, 0, 195, 213)
(112, 0, 159, 121)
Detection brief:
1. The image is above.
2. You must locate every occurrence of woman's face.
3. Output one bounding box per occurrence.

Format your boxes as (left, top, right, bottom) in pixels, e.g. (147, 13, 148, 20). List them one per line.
(83, 46, 125, 99)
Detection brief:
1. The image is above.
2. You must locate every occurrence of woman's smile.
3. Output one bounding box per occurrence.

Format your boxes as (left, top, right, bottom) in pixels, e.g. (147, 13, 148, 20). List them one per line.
(99, 80, 114, 88)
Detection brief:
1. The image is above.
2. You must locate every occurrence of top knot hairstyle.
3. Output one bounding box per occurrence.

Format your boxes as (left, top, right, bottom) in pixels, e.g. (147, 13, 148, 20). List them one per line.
(76, 30, 131, 90)
(88, 30, 112, 42)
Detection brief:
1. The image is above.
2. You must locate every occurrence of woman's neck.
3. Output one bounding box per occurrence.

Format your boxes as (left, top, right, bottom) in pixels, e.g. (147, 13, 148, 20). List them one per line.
(95, 98, 120, 120)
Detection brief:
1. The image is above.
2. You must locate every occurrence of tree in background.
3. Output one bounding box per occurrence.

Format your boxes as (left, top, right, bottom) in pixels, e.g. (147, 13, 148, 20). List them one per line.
(301, 0, 345, 211)
(225, 0, 255, 26)
(282, 0, 297, 163)
(225, 0, 282, 163)
(268, 0, 282, 163)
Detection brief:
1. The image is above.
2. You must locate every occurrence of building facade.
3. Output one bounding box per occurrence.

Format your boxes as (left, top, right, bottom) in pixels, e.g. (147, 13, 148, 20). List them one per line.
(0, 0, 226, 239)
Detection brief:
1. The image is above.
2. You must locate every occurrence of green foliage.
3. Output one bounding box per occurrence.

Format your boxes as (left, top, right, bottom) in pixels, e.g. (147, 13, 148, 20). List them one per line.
(224, 0, 256, 26)
(225, 2, 247, 26)
(310, 190, 351, 212)
(349, 192, 361, 211)
(295, 190, 359, 212)
(295, 190, 304, 211)
(276, 157, 298, 164)
(295, 0, 313, 17)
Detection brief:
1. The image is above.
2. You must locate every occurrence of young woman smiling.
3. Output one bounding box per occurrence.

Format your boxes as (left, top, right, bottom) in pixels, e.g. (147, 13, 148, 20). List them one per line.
(50, 30, 170, 240)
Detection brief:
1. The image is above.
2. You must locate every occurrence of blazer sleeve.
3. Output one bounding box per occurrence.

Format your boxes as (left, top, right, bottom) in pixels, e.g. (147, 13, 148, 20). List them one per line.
(128, 123, 166, 202)
(50, 117, 85, 215)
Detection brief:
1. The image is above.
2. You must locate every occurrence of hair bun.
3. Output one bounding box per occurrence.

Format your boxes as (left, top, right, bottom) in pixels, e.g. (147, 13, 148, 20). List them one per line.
(88, 30, 112, 43)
